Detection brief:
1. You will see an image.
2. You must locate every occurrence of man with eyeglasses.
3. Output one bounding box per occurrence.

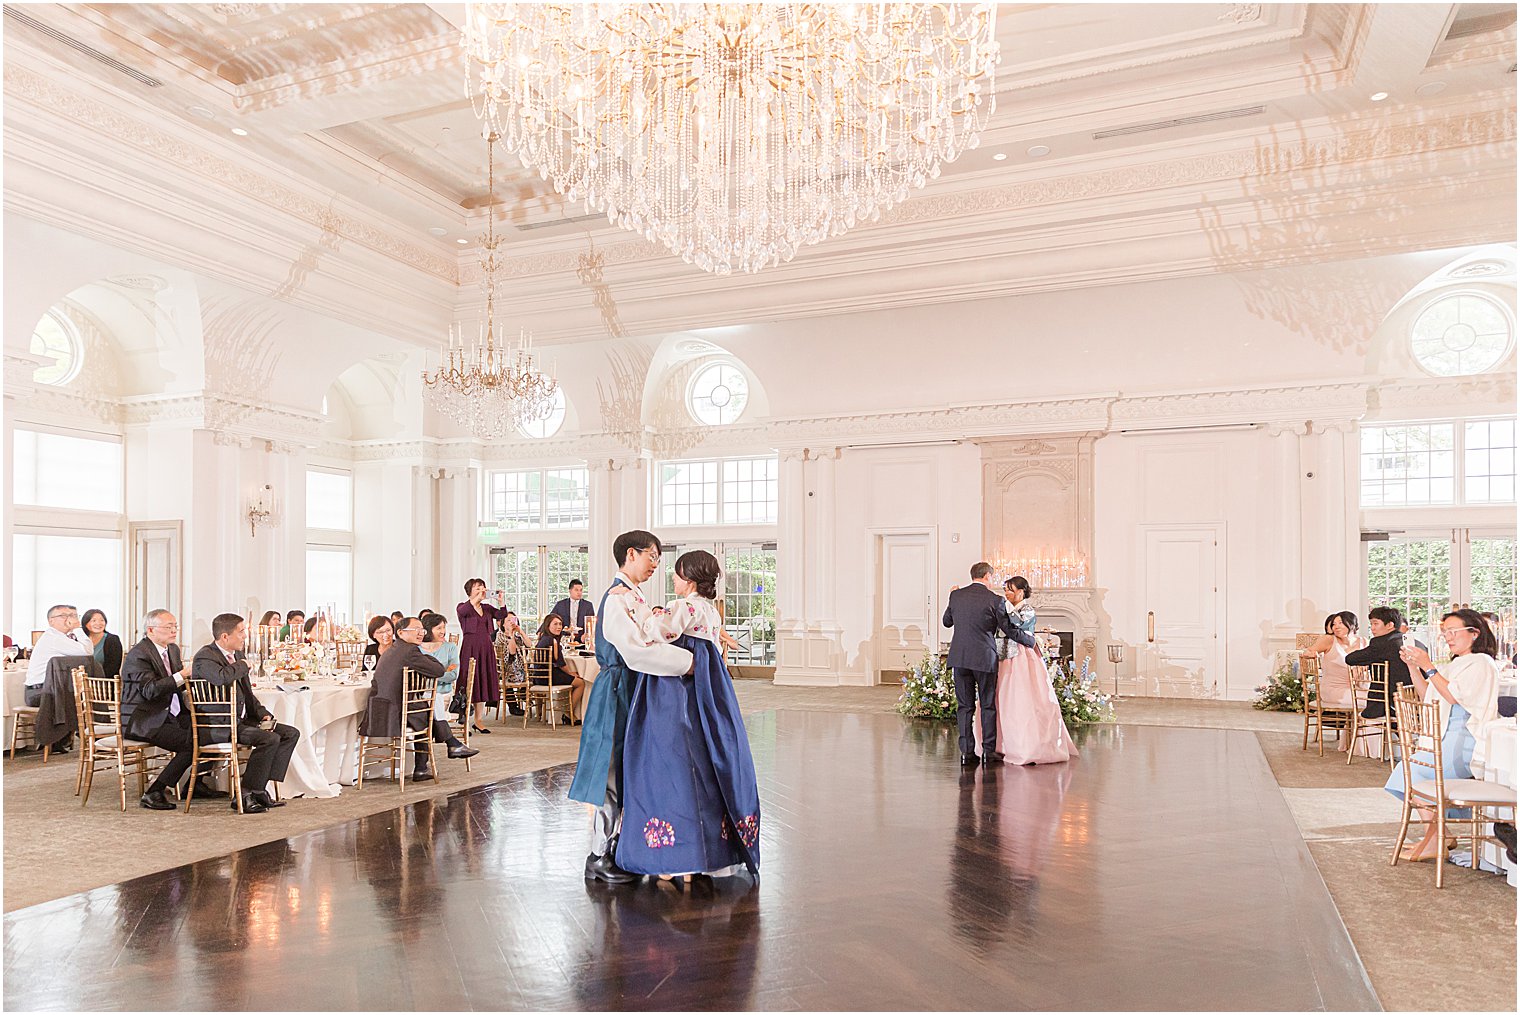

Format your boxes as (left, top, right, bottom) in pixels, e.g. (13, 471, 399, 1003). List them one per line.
(121, 609, 205, 811)
(24, 604, 92, 707)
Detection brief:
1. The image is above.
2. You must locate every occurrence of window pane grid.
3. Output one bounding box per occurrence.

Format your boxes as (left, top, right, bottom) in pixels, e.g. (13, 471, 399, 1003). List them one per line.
(1360, 423, 1456, 507)
(659, 461, 718, 526)
(660, 457, 776, 526)
(543, 469, 590, 528)
(1469, 537, 1517, 618)
(723, 547, 777, 665)
(485, 468, 588, 529)
(1366, 539, 1452, 627)
(492, 549, 539, 621)
(1464, 419, 1517, 504)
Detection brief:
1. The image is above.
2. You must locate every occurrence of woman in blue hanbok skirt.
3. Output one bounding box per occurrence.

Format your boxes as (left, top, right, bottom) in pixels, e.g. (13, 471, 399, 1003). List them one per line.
(614, 551, 760, 879)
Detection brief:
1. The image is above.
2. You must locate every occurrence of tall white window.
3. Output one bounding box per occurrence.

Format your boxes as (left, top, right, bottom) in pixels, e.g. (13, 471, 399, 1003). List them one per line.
(483, 468, 589, 530)
(1360, 419, 1515, 507)
(12, 429, 123, 513)
(658, 457, 776, 526)
(305, 548, 353, 623)
(305, 469, 353, 620)
(9, 534, 123, 643)
(306, 469, 353, 531)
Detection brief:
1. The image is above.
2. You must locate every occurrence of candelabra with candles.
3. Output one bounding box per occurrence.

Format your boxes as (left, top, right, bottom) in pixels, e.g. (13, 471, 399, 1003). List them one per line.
(991, 551, 1089, 589)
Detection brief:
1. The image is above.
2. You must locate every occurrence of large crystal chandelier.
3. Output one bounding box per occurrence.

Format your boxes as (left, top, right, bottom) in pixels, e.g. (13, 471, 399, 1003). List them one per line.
(464, 3, 999, 275)
(423, 134, 559, 439)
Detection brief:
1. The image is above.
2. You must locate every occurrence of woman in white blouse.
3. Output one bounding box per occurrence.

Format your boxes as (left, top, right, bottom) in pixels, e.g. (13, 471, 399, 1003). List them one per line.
(1384, 609, 1502, 863)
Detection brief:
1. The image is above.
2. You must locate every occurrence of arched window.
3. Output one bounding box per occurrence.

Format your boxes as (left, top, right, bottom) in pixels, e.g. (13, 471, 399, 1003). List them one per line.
(686, 362, 749, 426)
(518, 385, 566, 439)
(1410, 291, 1513, 377)
(30, 309, 83, 386)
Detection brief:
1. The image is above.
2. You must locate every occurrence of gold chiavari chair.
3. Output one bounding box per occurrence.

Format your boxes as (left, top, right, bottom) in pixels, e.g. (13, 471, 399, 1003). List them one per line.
(1390, 686, 1517, 888)
(525, 646, 572, 729)
(357, 667, 438, 790)
(76, 668, 162, 811)
(1299, 655, 1321, 751)
(1306, 653, 1355, 757)
(1346, 662, 1392, 765)
(184, 678, 256, 813)
(9, 704, 42, 761)
(446, 659, 476, 773)
(335, 640, 365, 670)
(497, 641, 530, 726)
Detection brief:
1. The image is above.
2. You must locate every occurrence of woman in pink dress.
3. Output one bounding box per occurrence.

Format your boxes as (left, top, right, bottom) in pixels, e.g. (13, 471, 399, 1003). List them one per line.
(992, 581, 1078, 765)
(1302, 611, 1363, 709)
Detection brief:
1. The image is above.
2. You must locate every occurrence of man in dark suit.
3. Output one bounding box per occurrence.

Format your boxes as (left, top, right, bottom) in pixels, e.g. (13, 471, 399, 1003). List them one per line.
(1346, 606, 1413, 721)
(360, 616, 446, 781)
(550, 580, 596, 642)
(121, 609, 209, 810)
(942, 563, 1036, 767)
(192, 613, 300, 814)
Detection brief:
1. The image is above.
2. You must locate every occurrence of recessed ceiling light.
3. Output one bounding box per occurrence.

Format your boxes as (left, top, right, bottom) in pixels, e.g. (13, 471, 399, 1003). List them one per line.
(1416, 81, 1447, 96)
(230, 127, 248, 137)
(1027, 144, 1051, 158)
(187, 105, 216, 120)
(456, 238, 469, 245)
(1370, 91, 1389, 101)
(428, 227, 448, 237)
(992, 152, 1007, 161)
(441, 126, 452, 132)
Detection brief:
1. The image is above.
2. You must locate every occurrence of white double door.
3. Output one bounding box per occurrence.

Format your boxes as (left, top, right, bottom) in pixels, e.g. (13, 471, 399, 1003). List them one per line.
(1137, 523, 1225, 696)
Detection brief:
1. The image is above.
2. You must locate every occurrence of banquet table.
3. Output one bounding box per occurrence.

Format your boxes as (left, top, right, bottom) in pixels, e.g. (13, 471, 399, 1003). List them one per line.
(565, 652, 600, 684)
(3, 663, 28, 751)
(252, 678, 371, 799)
(1481, 720, 1517, 888)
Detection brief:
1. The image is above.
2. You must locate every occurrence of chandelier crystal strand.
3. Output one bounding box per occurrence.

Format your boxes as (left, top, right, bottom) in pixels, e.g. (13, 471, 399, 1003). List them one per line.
(464, 3, 999, 275)
(423, 133, 559, 439)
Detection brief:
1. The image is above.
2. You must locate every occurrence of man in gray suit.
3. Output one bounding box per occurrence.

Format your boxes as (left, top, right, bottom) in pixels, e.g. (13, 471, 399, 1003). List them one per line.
(942, 562, 1036, 767)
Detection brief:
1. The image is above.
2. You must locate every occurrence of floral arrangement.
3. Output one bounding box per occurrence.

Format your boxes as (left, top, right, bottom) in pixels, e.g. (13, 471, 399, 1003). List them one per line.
(335, 624, 365, 643)
(1049, 656, 1116, 727)
(1253, 661, 1304, 713)
(895, 653, 959, 722)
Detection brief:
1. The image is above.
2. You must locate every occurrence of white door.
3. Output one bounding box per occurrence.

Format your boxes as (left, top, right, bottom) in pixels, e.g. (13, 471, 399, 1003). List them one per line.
(1139, 524, 1224, 696)
(874, 531, 937, 682)
(130, 521, 181, 643)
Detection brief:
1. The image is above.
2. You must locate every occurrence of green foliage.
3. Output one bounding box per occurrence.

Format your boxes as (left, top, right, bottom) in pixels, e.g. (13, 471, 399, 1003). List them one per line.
(1050, 657, 1116, 727)
(1253, 662, 1304, 713)
(896, 653, 959, 722)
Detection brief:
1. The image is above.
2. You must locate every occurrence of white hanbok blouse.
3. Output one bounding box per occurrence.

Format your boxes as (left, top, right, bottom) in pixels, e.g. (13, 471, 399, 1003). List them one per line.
(644, 594, 724, 647)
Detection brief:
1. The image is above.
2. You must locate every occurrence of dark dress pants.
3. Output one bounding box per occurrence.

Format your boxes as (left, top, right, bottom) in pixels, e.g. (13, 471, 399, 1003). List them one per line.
(953, 666, 998, 757)
(143, 714, 195, 793)
(235, 722, 300, 792)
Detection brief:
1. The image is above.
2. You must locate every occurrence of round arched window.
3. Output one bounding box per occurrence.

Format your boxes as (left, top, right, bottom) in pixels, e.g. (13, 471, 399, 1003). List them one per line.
(30, 309, 84, 386)
(1410, 292, 1513, 376)
(686, 362, 749, 426)
(518, 384, 566, 439)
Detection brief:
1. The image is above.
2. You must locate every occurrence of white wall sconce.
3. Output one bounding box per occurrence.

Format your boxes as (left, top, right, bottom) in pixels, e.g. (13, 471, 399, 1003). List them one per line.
(248, 484, 277, 537)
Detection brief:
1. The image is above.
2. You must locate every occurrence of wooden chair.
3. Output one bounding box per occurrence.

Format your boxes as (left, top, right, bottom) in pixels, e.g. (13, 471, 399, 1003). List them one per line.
(497, 643, 530, 726)
(446, 659, 476, 773)
(75, 669, 161, 811)
(357, 668, 438, 790)
(1302, 653, 1354, 756)
(1345, 662, 1392, 765)
(525, 646, 572, 729)
(335, 641, 364, 670)
(9, 704, 43, 761)
(1390, 686, 1517, 888)
(183, 678, 255, 813)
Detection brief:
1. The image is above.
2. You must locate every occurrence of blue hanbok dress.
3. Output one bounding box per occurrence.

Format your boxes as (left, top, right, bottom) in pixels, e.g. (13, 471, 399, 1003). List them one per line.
(615, 597, 760, 877)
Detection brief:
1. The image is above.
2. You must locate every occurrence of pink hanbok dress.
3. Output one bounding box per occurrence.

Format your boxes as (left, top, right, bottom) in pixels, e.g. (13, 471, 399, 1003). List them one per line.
(993, 634, 1079, 766)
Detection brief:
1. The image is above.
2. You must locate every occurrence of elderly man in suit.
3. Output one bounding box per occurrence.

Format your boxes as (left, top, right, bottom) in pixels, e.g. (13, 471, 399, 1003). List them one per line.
(192, 613, 300, 814)
(360, 616, 446, 782)
(943, 562, 1037, 767)
(122, 609, 214, 810)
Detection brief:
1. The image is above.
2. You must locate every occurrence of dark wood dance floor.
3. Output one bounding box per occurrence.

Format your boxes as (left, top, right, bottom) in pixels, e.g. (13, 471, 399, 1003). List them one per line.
(4, 711, 1378, 1011)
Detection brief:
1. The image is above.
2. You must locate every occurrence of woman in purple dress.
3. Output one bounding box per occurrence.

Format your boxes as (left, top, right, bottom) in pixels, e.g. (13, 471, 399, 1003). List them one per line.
(456, 578, 506, 733)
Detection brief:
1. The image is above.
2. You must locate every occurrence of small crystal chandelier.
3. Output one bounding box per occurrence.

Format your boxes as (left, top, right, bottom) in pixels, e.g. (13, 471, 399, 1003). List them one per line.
(423, 133, 559, 440)
(464, 3, 999, 275)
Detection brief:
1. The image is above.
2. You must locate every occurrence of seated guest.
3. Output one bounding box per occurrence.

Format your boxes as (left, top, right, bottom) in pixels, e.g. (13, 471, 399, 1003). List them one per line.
(80, 609, 124, 680)
(278, 610, 304, 642)
(359, 617, 445, 781)
(1345, 606, 1413, 719)
(363, 615, 395, 663)
(192, 614, 300, 814)
(550, 579, 596, 643)
(123, 610, 217, 810)
(533, 614, 586, 724)
(390, 610, 404, 627)
(1301, 611, 1363, 707)
(24, 604, 93, 708)
(1385, 609, 1503, 862)
(302, 617, 321, 643)
(494, 612, 529, 717)
(419, 613, 479, 759)
(258, 610, 280, 631)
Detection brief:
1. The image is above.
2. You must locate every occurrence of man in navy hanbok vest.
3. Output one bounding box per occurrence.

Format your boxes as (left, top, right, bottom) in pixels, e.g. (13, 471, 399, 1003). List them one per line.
(568, 530, 693, 883)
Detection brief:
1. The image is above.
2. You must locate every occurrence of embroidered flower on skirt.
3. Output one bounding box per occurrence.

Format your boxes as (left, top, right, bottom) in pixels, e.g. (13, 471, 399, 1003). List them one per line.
(735, 813, 759, 849)
(643, 818, 676, 849)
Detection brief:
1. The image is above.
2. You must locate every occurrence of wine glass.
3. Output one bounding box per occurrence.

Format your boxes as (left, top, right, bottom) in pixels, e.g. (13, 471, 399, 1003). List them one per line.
(4, 645, 18, 665)
(363, 655, 377, 678)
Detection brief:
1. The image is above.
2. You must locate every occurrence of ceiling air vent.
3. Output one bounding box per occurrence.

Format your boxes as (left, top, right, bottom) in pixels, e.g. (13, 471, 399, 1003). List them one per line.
(3, 6, 162, 88)
(515, 212, 606, 232)
(1093, 105, 1264, 140)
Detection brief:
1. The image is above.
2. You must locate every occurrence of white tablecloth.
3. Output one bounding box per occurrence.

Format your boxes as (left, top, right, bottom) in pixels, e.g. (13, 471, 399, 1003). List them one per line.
(565, 653, 600, 683)
(253, 680, 371, 799)
(1481, 720, 1517, 888)
(3, 664, 29, 750)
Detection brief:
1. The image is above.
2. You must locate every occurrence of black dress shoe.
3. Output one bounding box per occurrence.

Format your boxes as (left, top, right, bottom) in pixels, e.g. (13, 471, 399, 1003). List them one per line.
(410, 769, 435, 782)
(233, 792, 267, 814)
(508, 704, 526, 717)
(193, 779, 229, 800)
(984, 752, 1005, 764)
(473, 724, 493, 734)
(960, 754, 980, 767)
(251, 790, 286, 808)
(585, 852, 638, 884)
(139, 789, 175, 811)
(448, 745, 480, 760)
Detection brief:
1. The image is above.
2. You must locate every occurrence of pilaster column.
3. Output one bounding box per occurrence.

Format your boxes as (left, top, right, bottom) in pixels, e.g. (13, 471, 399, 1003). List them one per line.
(1267, 421, 1306, 629)
(774, 447, 808, 625)
(812, 447, 841, 624)
(587, 459, 618, 594)
(411, 465, 439, 612)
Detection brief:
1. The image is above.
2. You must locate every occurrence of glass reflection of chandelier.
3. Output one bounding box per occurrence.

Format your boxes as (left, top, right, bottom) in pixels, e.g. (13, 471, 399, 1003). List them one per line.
(463, 3, 999, 275)
(423, 134, 559, 439)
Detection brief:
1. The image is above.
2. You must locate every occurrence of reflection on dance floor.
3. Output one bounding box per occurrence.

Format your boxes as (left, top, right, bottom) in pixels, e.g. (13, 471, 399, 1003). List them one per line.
(3, 712, 1377, 1011)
